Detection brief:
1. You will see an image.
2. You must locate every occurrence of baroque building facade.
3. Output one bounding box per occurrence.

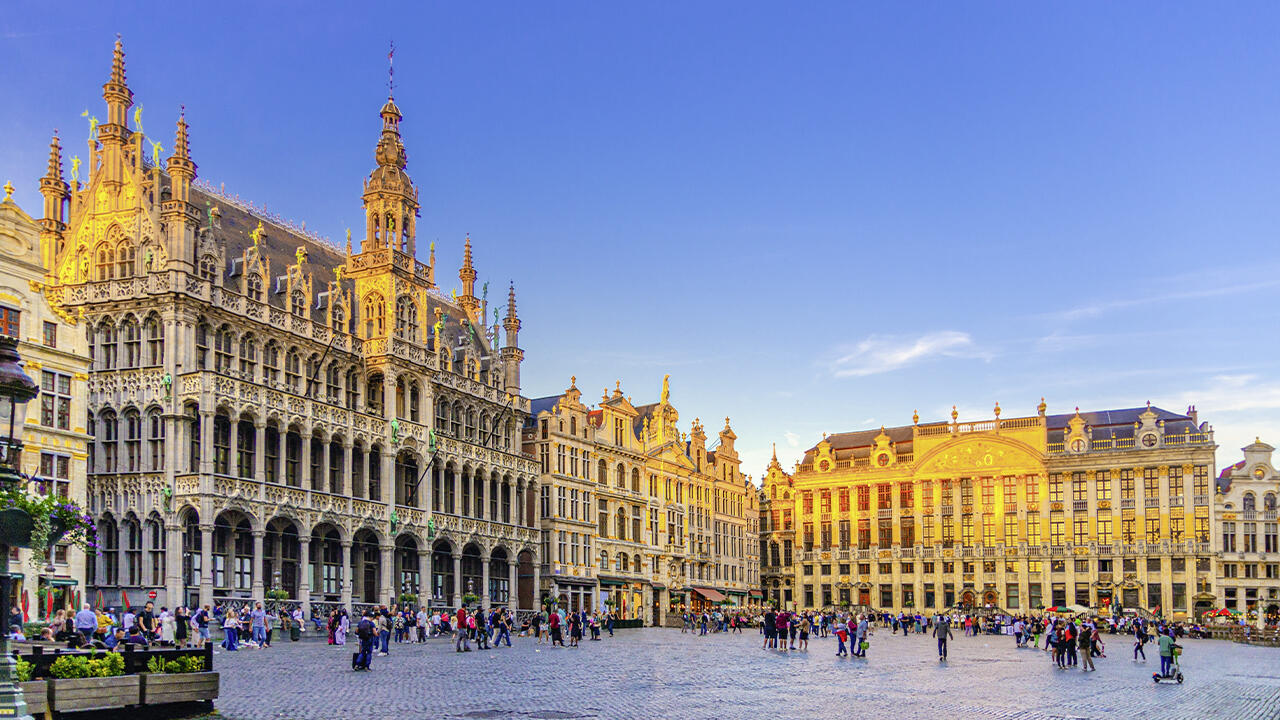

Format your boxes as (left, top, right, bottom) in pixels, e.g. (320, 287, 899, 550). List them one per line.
(761, 402, 1217, 620)
(1214, 440, 1280, 625)
(0, 183, 92, 616)
(524, 376, 760, 624)
(33, 39, 541, 617)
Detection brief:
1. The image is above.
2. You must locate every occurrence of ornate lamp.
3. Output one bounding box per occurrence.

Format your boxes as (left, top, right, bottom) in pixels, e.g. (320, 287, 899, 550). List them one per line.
(0, 336, 39, 720)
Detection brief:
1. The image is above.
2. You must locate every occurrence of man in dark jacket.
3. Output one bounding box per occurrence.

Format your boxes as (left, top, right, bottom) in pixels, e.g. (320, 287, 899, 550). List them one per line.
(354, 611, 376, 670)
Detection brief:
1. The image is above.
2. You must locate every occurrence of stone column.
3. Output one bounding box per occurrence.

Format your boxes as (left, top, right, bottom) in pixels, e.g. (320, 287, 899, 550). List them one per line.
(418, 549, 432, 602)
(454, 467, 463, 516)
(452, 552, 462, 608)
(165, 525, 183, 606)
(381, 452, 395, 505)
(301, 433, 312, 490)
(382, 372, 395, 420)
(228, 418, 240, 477)
(481, 550, 491, 610)
(508, 559, 517, 609)
(341, 439, 354, 497)
(299, 538, 312, 619)
(276, 431, 287, 486)
(254, 420, 266, 482)
(340, 541, 353, 610)
(321, 439, 331, 494)
(251, 530, 265, 599)
(379, 544, 394, 606)
(198, 524, 214, 608)
(199, 411, 215, 476)
(532, 562, 541, 610)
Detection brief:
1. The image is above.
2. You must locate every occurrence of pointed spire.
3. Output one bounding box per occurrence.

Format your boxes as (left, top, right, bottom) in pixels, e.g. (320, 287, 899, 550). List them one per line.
(506, 282, 518, 319)
(110, 34, 127, 88)
(459, 233, 477, 305)
(44, 133, 64, 183)
(173, 106, 190, 160)
(771, 443, 778, 462)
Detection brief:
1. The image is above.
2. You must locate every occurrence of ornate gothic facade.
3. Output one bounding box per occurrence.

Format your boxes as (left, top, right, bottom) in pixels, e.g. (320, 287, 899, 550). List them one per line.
(35, 39, 541, 617)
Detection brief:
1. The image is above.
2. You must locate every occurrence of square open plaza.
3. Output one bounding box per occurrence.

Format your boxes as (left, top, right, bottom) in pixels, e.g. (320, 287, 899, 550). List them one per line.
(3, 8, 1280, 720)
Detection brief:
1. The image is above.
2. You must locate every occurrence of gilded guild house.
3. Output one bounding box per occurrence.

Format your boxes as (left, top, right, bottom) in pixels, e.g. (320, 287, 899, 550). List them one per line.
(761, 402, 1217, 620)
(32, 39, 541, 617)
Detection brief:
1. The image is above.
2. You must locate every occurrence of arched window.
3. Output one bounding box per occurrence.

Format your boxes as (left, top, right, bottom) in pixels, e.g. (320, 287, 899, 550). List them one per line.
(101, 410, 119, 472)
(99, 321, 117, 370)
(262, 342, 280, 384)
(147, 408, 165, 471)
(1244, 493, 1257, 511)
(245, 272, 263, 301)
(620, 554, 629, 572)
(363, 293, 385, 338)
(290, 289, 307, 318)
(144, 314, 163, 366)
(465, 407, 476, 440)
(284, 349, 301, 392)
(194, 321, 209, 370)
(331, 304, 346, 333)
(616, 507, 627, 541)
(326, 363, 341, 404)
(121, 316, 140, 368)
(116, 241, 135, 278)
(198, 255, 217, 282)
(395, 296, 417, 341)
(450, 402, 462, 437)
(96, 244, 115, 281)
(616, 463, 626, 489)
(1265, 493, 1277, 511)
(409, 383, 420, 422)
(631, 467, 641, 493)
(124, 409, 142, 472)
(214, 326, 233, 372)
(239, 334, 257, 377)
(598, 459, 607, 484)
(345, 369, 360, 409)
(436, 398, 449, 432)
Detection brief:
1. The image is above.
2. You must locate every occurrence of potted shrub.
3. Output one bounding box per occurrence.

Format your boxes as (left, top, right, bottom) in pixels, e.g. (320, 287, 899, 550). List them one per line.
(142, 655, 219, 706)
(15, 658, 48, 717)
(399, 592, 418, 606)
(48, 651, 141, 712)
(462, 593, 480, 608)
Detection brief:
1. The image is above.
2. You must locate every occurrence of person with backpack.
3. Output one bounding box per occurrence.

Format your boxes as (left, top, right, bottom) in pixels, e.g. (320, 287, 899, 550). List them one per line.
(353, 611, 376, 671)
(454, 607, 471, 652)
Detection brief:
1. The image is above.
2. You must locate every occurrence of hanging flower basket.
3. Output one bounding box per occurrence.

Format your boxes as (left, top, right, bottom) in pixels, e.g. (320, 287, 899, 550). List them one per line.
(0, 507, 67, 549)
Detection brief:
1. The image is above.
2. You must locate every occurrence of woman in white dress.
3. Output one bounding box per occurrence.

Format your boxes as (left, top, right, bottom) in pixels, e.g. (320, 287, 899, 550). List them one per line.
(160, 608, 176, 646)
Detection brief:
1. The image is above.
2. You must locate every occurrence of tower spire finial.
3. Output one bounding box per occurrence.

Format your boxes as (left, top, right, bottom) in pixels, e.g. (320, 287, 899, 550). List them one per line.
(111, 34, 127, 88)
(387, 40, 395, 100)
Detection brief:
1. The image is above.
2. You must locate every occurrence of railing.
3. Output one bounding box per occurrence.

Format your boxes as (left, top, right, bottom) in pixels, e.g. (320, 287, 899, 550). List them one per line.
(1121, 498, 1136, 509)
(1145, 498, 1161, 509)
(1072, 501, 1088, 512)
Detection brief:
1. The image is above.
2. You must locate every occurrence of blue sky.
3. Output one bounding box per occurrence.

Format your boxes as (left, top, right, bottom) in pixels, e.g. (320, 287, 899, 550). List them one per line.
(4, 2, 1280, 480)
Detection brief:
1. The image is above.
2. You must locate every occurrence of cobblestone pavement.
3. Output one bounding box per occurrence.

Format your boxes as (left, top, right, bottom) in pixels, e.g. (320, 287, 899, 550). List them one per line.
(207, 627, 1280, 720)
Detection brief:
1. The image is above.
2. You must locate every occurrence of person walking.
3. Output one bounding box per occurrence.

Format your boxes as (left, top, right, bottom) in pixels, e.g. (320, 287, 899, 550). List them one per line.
(222, 609, 240, 651)
(249, 602, 267, 647)
(377, 611, 391, 656)
(1133, 621, 1148, 662)
(1157, 627, 1181, 678)
(1079, 621, 1095, 672)
(454, 607, 472, 652)
(354, 611, 375, 670)
(854, 614, 870, 658)
(933, 614, 954, 662)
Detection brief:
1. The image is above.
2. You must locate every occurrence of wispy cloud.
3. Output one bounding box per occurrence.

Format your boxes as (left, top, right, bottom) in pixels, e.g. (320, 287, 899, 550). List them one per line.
(783, 432, 801, 448)
(829, 331, 985, 378)
(1047, 280, 1280, 323)
(1176, 374, 1280, 414)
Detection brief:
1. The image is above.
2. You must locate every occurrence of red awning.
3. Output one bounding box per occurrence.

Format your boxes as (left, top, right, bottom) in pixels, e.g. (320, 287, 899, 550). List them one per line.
(692, 587, 726, 603)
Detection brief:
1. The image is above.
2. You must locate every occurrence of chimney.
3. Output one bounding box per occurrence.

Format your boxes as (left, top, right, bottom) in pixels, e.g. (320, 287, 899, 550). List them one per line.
(1187, 405, 1198, 426)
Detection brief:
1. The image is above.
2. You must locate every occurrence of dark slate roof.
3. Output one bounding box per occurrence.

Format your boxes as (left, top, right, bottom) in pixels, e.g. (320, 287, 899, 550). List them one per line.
(1044, 406, 1186, 430)
(1218, 460, 1245, 493)
(1045, 406, 1198, 443)
(816, 425, 915, 452)
(631, 403, 659, 440)
(525, 396, 561, 427)
(186, 183, 495, 362)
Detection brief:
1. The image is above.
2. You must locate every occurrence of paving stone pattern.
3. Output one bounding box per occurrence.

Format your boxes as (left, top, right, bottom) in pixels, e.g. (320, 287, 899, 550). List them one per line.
(208, 627, 1280, 720)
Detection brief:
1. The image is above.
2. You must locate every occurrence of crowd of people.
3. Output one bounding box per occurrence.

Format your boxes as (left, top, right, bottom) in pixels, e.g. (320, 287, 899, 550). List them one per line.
(7, 600, 307, 653)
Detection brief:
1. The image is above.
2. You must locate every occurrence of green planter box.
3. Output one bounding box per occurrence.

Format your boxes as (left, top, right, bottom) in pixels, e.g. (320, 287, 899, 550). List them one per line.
(142, 671, 220, 705)
(18, 679, 48, 716)
(49, 675, 141, 712)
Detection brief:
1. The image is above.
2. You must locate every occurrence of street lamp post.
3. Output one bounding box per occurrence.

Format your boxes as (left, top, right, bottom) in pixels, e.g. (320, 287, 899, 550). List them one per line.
(0, 336, 41, 720)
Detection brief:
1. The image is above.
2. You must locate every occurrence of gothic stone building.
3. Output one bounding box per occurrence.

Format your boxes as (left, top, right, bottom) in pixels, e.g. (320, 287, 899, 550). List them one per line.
(34, 39, 541, 616)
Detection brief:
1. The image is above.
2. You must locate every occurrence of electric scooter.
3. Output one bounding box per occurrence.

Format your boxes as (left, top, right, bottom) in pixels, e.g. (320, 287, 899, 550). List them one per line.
(1152, 647, 1183, 684)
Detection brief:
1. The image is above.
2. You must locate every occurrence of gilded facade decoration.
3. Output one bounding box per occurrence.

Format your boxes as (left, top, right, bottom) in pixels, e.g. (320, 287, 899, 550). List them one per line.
(761, 402, 1216, 620)
(34, 38, 540, 616)
(0, 181, 92, 616)
(525, 376, 760, 624)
